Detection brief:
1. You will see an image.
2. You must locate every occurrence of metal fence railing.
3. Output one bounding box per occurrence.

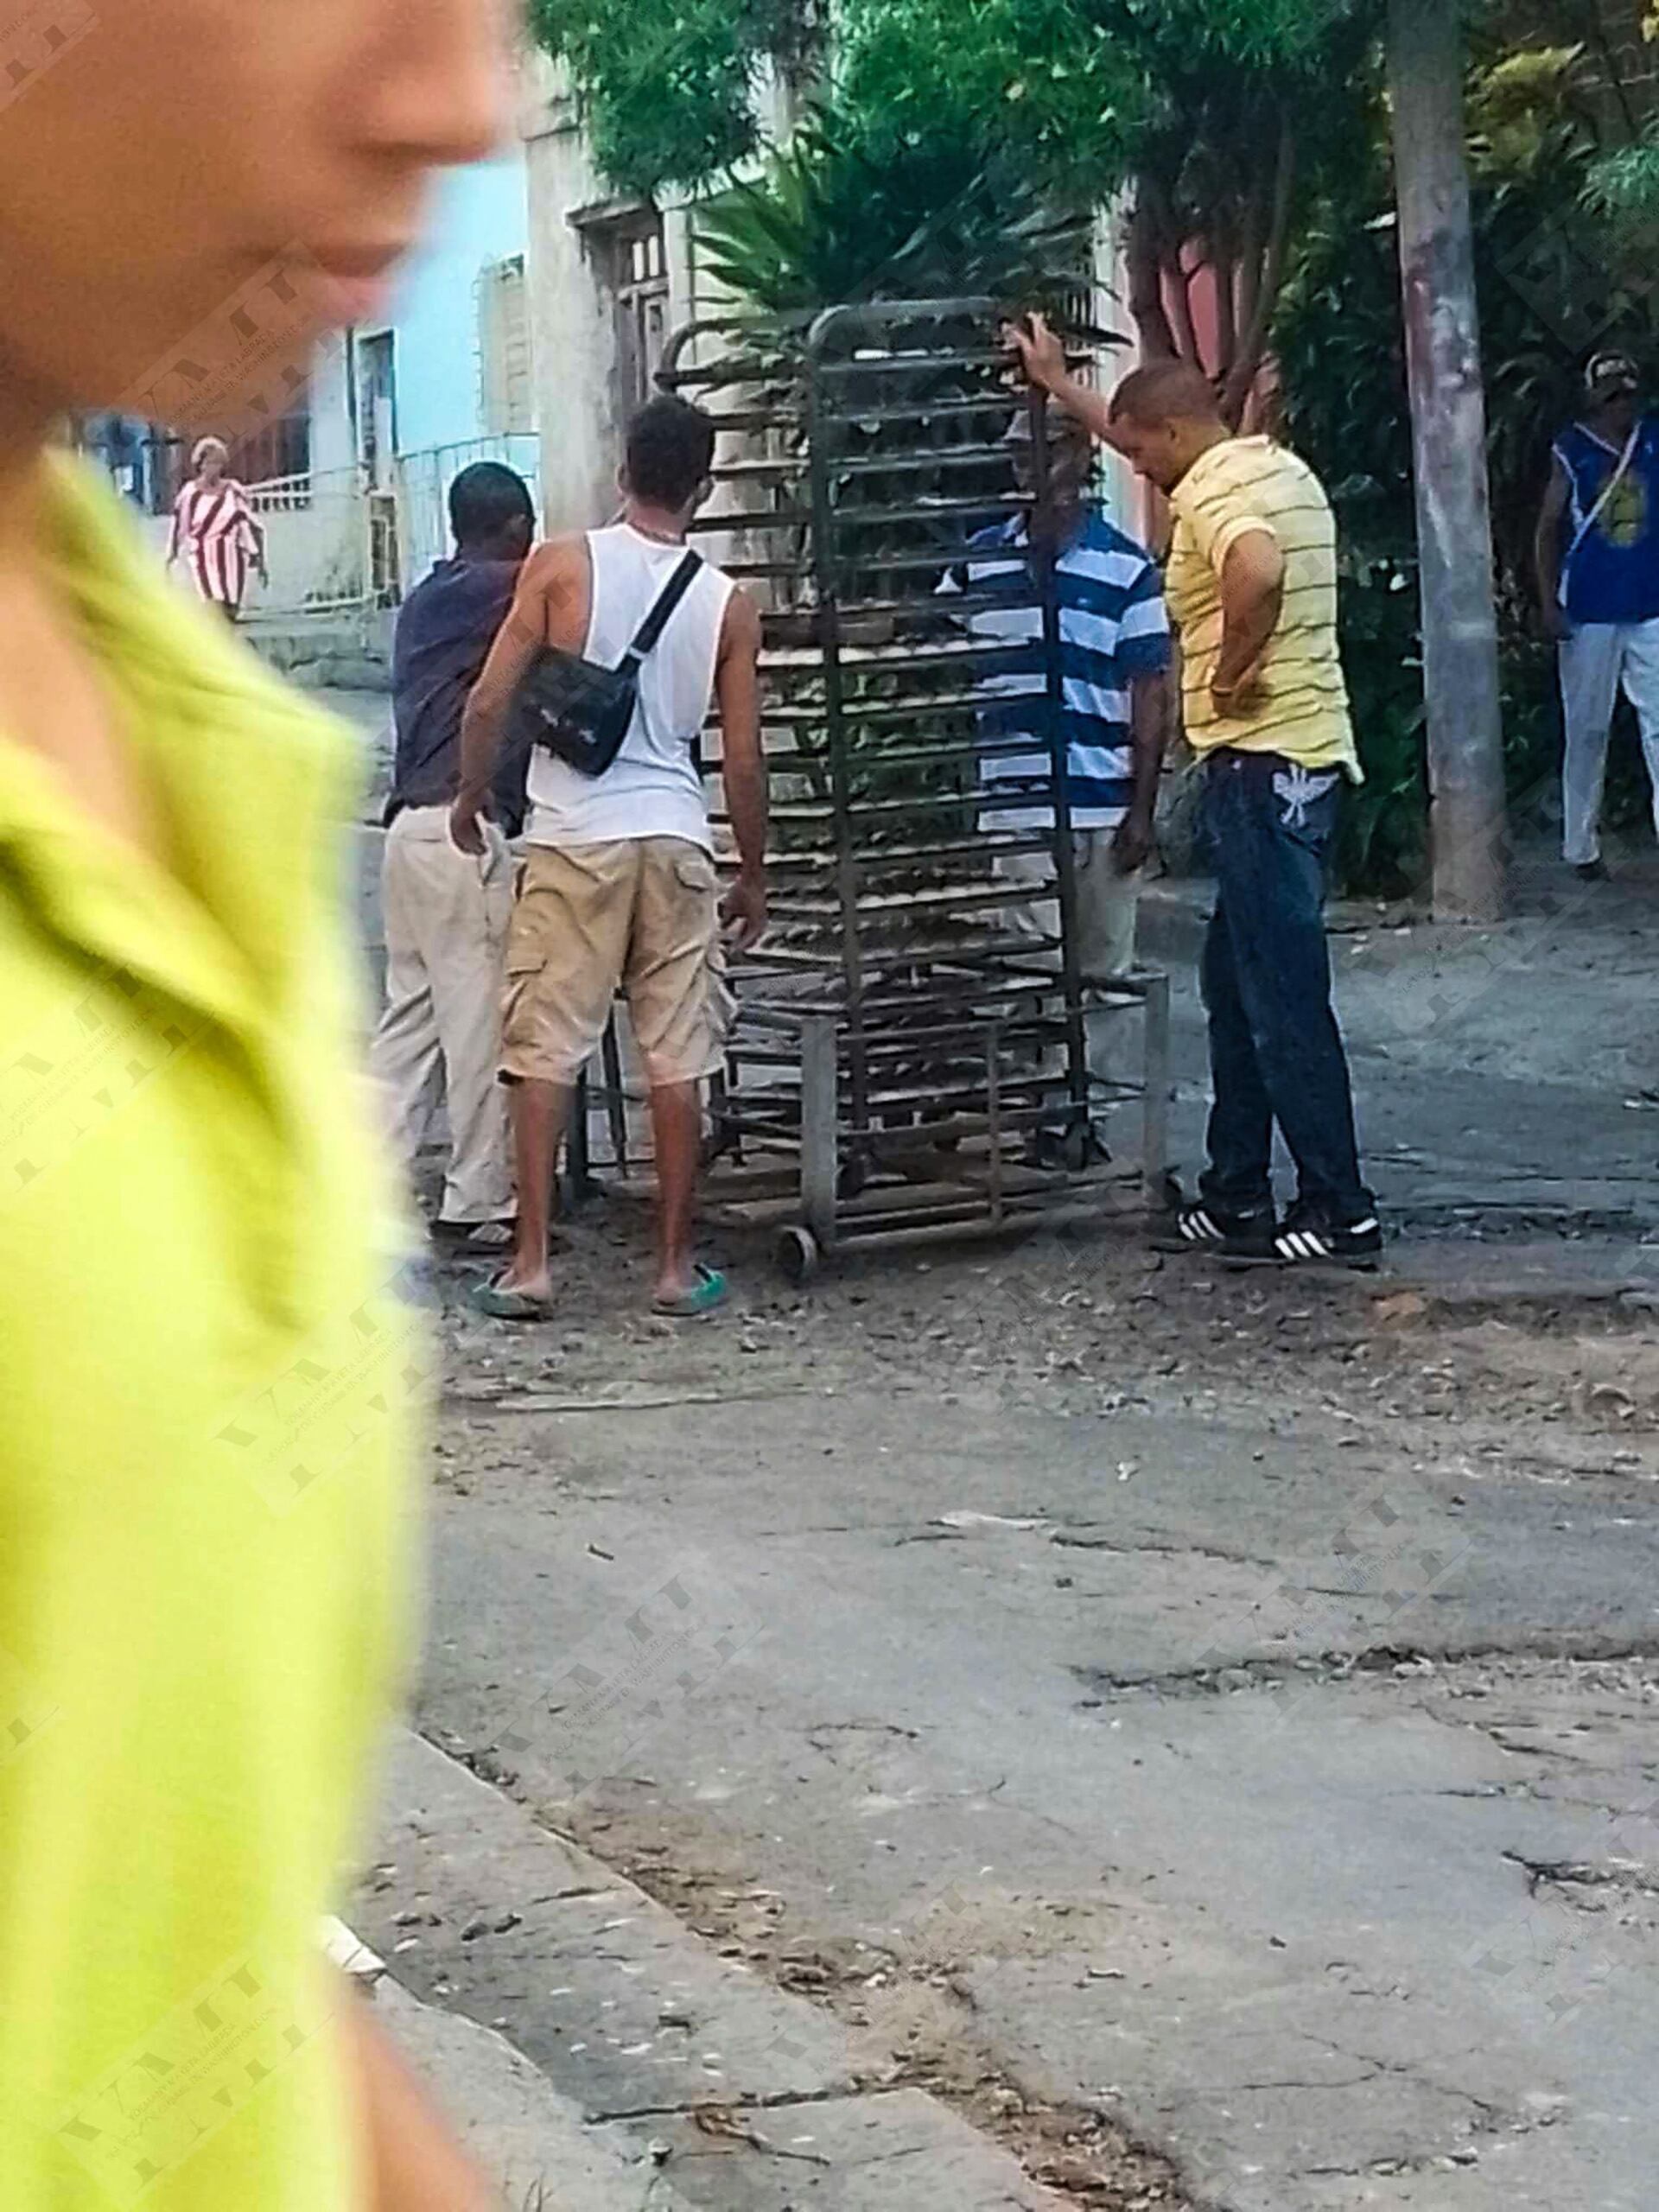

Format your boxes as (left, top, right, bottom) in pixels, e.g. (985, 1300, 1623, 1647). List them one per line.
(245, 465, 374, 617)
(395, 435, 543, 594)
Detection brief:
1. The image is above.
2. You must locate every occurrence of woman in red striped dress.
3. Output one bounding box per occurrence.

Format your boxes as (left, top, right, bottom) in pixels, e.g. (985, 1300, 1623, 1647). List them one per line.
(165, 434, 269, 620)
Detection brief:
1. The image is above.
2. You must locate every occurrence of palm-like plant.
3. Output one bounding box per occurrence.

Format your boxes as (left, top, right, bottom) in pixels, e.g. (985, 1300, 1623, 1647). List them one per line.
(684, 119, 1110, 891)
(694, 117, 1096, 327)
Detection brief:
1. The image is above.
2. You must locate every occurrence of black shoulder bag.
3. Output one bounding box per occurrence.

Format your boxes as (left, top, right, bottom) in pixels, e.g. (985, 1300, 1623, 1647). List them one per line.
(510, 549, 703, 779)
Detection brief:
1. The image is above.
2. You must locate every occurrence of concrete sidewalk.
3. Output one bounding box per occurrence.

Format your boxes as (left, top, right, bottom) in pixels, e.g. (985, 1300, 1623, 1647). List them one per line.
(363, 1732, 1098, 2210)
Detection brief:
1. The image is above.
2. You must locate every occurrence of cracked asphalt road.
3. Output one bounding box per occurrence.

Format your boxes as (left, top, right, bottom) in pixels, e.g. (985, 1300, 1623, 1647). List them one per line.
(394, 1247, 1659, 2211)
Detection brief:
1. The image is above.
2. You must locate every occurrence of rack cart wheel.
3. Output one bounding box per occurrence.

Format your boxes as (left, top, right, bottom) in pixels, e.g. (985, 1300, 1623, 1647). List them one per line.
(776, 1225, 822, 1287)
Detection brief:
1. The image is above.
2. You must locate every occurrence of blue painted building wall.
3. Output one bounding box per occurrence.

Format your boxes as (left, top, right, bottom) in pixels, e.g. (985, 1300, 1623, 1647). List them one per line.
(387, 149, 531, 456)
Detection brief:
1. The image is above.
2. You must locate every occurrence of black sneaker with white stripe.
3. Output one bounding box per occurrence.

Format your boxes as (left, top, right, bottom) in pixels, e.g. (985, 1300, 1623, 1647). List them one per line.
(1271, 1201, 1383, 1269)
(1152, 1201, 1278, 1262)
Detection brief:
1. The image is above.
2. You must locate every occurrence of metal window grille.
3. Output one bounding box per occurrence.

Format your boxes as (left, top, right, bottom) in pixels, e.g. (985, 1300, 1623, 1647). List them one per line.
(606, 219, 671, 418)
(478, 254, 537, 437)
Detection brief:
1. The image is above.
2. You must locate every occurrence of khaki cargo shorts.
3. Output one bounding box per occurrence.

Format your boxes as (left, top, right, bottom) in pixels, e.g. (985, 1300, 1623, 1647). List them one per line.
(501, 838, 734, 1090)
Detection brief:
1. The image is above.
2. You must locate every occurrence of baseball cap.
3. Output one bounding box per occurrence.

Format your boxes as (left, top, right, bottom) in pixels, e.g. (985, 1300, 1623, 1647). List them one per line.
(1585, 350, 1641, 400)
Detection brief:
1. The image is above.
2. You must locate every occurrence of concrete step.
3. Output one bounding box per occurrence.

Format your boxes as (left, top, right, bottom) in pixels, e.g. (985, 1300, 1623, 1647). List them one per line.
(245, 612, 391, 690)
(363, 1732, 1072, 2210)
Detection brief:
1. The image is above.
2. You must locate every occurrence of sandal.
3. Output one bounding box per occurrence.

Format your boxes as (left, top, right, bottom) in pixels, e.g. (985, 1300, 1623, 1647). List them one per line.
(652, 1263, 728, 1319)
(467, 1277, 556, 1322)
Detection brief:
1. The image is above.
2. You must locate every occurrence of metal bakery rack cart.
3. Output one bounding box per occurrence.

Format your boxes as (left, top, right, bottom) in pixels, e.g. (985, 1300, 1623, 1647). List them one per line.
(652, 299, 1170, 1281)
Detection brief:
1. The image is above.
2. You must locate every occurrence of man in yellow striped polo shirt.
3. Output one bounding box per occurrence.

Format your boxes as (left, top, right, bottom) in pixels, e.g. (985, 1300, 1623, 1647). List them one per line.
(1007, 327, 1379, 1268)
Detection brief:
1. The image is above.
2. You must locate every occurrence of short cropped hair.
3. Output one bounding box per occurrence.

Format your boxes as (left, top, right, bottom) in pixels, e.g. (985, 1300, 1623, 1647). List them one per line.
(625, 393, 717, 509)
(1005, 397, 1092, 449)
(448, 461, 534, 548)
(1109, 361, 1226, 428)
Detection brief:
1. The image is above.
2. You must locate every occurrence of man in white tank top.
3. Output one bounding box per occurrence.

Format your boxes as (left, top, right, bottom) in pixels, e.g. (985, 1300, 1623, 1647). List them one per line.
(450, 395, 768, 1318)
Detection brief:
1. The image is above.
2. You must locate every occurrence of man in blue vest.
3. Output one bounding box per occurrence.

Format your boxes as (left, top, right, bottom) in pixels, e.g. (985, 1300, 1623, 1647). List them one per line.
(1535, 351, 1659, 881)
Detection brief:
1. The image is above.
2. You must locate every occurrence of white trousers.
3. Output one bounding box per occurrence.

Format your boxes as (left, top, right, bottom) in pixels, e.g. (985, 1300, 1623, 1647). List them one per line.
(995, 833, 1141, 1128)
(1559, 617, 1659, 864)
(372, 806, 515, 1224)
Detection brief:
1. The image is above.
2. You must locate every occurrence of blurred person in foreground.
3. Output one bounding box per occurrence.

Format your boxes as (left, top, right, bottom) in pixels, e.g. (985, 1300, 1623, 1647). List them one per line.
(164, 433, 268, 620)
(1535, 350, 1659, 881)
(1008, 321, 1380, 1269)
(374, 461, 535, 1249)
(0, 4, 511, 2209)
(451, 394, 768, 1320)
(940, 400, 1170, 1166)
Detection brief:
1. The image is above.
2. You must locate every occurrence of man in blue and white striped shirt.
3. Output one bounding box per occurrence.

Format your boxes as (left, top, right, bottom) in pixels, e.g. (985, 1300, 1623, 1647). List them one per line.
(943, 404, 1172, 1156)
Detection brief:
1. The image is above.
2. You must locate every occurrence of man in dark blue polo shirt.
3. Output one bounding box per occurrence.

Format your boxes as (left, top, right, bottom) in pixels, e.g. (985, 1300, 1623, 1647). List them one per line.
(373, 461, 535, 1237)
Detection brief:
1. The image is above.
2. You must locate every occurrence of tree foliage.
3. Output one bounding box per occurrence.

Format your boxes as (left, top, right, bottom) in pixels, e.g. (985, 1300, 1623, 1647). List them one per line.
(525, 0, 816, 198)
(836, 0, 1380, 415)
(1585, 126, 1659, 248)
(1539, 0, 1659, 254)
(532, 0, 1379, 417)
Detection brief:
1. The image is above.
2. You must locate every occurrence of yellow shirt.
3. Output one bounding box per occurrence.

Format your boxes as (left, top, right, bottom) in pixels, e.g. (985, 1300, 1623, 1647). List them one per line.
(1166, 435, 1359, 776)
(0, 466, 420, 2210)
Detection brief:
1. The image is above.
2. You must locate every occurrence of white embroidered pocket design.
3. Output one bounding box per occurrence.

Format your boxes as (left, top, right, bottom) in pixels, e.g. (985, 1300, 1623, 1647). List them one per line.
(1274, 766, 1338, 830)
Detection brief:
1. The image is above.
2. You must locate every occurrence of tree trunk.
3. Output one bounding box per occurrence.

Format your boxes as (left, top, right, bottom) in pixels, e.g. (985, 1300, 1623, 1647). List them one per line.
(1233, 175, 1264, 368)
(1388, 0, 1508, 922)
(1124, 189, 1178, 360)
(1166, 247, 1203, 371)
(1212, 211, 1240, 381)
(1220, 118, 1294, 429)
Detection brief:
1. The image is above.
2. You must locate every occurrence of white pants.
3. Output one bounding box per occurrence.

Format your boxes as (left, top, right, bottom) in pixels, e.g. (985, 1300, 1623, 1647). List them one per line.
(1559, 617, 1659, 864)
(995, 833, 1141, 1128)
(372, 805, 515, 1224)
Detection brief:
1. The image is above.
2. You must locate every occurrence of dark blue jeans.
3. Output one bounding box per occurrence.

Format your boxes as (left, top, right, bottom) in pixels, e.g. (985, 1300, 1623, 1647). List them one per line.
(1197, 749, 1372, 1223)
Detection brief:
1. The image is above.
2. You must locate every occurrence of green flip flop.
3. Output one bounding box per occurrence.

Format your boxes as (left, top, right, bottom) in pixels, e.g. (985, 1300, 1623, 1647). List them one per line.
(467, 1277, 556, 1323)
(652, 1263, 728, 1319)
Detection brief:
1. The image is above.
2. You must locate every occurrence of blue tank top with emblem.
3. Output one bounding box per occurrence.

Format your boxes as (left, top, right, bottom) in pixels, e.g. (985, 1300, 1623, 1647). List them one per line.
(1554, 416, 1659, 626)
